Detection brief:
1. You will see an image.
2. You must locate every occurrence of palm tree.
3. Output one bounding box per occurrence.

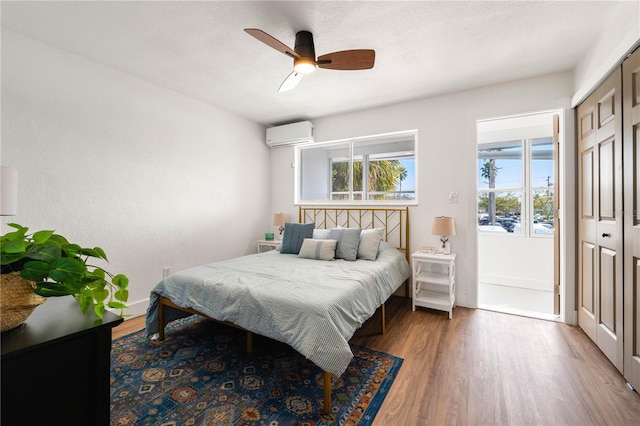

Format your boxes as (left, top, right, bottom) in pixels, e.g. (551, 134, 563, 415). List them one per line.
(481, 159, 500, 223)
(332, 160, 407, 200)
(398, 167, 408, 196)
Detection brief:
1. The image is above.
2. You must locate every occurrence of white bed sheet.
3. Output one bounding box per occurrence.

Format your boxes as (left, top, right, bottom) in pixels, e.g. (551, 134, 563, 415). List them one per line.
(145, 242, 410, 376)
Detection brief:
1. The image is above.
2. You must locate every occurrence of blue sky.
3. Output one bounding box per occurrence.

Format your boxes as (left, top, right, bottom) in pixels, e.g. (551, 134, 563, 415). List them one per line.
(398, 159, 415, 191)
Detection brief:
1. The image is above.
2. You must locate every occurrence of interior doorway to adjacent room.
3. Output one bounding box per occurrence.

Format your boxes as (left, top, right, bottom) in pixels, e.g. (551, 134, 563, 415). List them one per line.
(476, 111, 561, 321)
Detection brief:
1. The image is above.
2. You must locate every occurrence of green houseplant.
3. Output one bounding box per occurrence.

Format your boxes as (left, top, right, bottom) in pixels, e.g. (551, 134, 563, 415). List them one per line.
(1, 223, 129, 320)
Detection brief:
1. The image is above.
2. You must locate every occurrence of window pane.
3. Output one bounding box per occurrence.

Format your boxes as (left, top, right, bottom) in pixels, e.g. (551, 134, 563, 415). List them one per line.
(478, 191, 522, 233)
(477, 141, 522, 189)
(532, 137, 554, 188)
(532, 189, 554, 234)
(366, 158, 415, 201)
(300, 142, 349, 202)
(352, 158, 363, 192)
(332, 160, 350, 194)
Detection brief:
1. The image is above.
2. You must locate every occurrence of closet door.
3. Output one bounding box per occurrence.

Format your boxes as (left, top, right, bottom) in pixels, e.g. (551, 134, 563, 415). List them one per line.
(577, 69, 623, 372)
(623, 47, 640, 391)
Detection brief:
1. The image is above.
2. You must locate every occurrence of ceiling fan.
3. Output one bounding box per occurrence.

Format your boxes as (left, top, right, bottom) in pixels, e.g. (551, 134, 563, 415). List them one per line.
(244, 28, 375, 92)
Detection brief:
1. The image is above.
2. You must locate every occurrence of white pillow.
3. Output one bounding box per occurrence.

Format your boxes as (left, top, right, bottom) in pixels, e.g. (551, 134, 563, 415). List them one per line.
(298, 238, 337, 261)
(358, 228, 385, 260)
(312, 228, 331, 240)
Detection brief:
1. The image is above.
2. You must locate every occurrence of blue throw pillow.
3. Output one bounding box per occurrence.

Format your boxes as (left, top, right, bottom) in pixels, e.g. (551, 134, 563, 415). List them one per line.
(329, 228, 362, 261)
(280, 222, 315, 254)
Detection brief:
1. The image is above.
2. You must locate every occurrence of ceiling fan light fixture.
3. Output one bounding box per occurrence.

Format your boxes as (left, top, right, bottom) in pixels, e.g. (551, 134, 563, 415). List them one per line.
(294, 58, 316, 74)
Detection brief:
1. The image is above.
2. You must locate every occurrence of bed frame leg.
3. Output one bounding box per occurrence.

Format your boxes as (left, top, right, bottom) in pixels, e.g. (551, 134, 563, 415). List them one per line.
(323, 371, 332, 414)
(158, 299, 165, 341)
(381, 303, 386, 335)
(246, 331, 253, 353)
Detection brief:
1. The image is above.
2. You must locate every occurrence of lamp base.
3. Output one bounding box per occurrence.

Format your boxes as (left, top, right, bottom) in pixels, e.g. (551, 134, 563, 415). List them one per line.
(440, 237, 450, 254)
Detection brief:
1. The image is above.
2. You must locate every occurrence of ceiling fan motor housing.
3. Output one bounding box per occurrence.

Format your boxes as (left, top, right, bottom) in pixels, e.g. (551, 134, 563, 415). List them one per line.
(293, 31, 317, 72)
(294, 31, 316, 60)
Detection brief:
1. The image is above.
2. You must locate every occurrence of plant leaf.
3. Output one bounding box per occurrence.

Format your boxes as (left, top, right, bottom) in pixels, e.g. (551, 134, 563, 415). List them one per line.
(80, 247, 101, 259)
(1, 252, 25, 265)
(107, 301, 127, 309)
(32, 230, 54, 244)
(85, 268, 106, 280)
(115, 288, 129, 302)
(1, 238, 26, 254)
(49, 257, 86, 282)
(47, 234, 69, 247)
(92, 288, 109, 302)
(34, 281, 73, 297)
(21, 261, 52, 281)
(113, 274, 129, 289)
(93, 303, 105, 319)
(62, 243, 82, 257)
(26, 244, 61, 262)
(91, 247, 108, 261)
(78, 293, 93, 313)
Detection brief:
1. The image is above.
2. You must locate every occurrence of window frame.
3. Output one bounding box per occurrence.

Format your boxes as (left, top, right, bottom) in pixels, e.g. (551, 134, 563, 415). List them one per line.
(295, 130, 418, 206)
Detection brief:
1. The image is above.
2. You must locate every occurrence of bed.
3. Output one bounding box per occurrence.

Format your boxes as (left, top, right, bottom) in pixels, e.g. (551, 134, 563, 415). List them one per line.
(145, 206, 410, 414)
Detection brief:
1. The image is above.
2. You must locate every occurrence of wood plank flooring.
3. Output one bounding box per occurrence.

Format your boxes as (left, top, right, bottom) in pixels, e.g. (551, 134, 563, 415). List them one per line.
(112, 296, 640, 425)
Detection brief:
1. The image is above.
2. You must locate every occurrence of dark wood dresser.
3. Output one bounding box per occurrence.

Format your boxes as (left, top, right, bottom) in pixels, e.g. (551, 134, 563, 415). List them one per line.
(1, 296, 123, 426)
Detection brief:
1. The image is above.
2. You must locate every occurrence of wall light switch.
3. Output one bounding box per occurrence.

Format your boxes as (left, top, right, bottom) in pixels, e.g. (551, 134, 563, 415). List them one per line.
(449, 192, 458, 203)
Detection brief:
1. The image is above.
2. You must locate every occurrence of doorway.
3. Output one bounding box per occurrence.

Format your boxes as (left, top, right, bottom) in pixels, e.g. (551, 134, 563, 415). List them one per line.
(476, 111, 561, 321)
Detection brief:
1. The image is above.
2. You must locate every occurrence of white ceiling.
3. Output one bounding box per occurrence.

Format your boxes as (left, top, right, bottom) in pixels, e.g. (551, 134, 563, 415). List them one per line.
(1, 1, 634, 126)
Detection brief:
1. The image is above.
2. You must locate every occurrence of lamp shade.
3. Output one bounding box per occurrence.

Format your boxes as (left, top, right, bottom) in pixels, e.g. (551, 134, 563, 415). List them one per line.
(431, 216, 456, 236)
(273, 213, 288, 227)
(1, 167, 18, 216)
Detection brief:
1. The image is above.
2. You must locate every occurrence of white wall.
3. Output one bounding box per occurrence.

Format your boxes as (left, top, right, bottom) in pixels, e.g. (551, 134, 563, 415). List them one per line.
(1, 30, 270, 317)
(478, 235, 554, 293)
(270, 72, 575, 312)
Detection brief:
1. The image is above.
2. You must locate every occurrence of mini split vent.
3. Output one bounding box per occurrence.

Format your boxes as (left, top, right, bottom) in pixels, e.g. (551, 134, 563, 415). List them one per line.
(266, 121, 315, 147)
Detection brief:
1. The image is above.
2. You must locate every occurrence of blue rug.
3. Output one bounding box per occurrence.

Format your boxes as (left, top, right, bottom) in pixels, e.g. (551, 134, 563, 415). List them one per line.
(110, 315, 402, 425)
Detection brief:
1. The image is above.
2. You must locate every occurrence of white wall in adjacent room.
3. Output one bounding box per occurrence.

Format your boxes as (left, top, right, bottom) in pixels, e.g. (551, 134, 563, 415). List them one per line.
(1, 29, 270, 317)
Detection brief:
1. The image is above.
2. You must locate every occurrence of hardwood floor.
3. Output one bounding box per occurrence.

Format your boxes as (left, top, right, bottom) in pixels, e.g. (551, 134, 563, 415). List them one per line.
(112, 296, 640, 425)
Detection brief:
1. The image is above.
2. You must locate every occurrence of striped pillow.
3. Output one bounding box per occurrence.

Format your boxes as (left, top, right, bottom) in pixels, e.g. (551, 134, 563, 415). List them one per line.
(298, 238, 337, 261)
(280, 222, 315, 254)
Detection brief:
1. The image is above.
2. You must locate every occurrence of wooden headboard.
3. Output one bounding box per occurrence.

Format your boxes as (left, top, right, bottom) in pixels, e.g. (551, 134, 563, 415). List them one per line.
(299, 206, 410, 263)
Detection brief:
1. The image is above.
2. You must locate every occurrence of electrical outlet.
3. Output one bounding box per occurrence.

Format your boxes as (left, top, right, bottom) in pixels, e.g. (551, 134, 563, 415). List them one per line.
(449, 191, 458, 203)
(163, 266, 171, 278)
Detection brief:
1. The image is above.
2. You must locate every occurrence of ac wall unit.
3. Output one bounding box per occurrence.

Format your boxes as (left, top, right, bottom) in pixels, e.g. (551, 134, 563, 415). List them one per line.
(266, 121, 315, 147)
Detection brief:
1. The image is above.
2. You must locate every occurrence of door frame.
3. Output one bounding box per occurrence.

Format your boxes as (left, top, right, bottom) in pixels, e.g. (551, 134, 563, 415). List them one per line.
(475, 109, 576, 324)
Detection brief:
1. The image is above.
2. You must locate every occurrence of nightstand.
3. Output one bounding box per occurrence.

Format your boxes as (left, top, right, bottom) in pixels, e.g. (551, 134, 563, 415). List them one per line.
(411, 251, 456, 319)
(257, 239, 280, 253)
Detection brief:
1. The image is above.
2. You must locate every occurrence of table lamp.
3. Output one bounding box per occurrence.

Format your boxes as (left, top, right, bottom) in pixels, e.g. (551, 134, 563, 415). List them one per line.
(273, 213, 288, 240)
(431, 216, 456, 254)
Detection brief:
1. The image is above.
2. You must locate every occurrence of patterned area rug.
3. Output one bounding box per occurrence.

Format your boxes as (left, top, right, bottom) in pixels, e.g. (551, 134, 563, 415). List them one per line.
(111, 315, 402, 425)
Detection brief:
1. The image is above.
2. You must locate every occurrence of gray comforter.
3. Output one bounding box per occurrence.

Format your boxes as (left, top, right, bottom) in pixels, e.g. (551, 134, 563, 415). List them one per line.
(145, 242, 410, 376)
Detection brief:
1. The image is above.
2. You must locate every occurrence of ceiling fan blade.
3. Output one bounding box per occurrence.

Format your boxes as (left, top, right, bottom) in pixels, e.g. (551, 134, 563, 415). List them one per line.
(278, 71, 304, 92)
(244, 28, 300, 60)
(317, 49, 375, 70)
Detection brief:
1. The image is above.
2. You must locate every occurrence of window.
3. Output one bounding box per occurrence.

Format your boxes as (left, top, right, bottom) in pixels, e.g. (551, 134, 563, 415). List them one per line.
(296, 131, 417, 204)
(477, 137, 554, 236)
